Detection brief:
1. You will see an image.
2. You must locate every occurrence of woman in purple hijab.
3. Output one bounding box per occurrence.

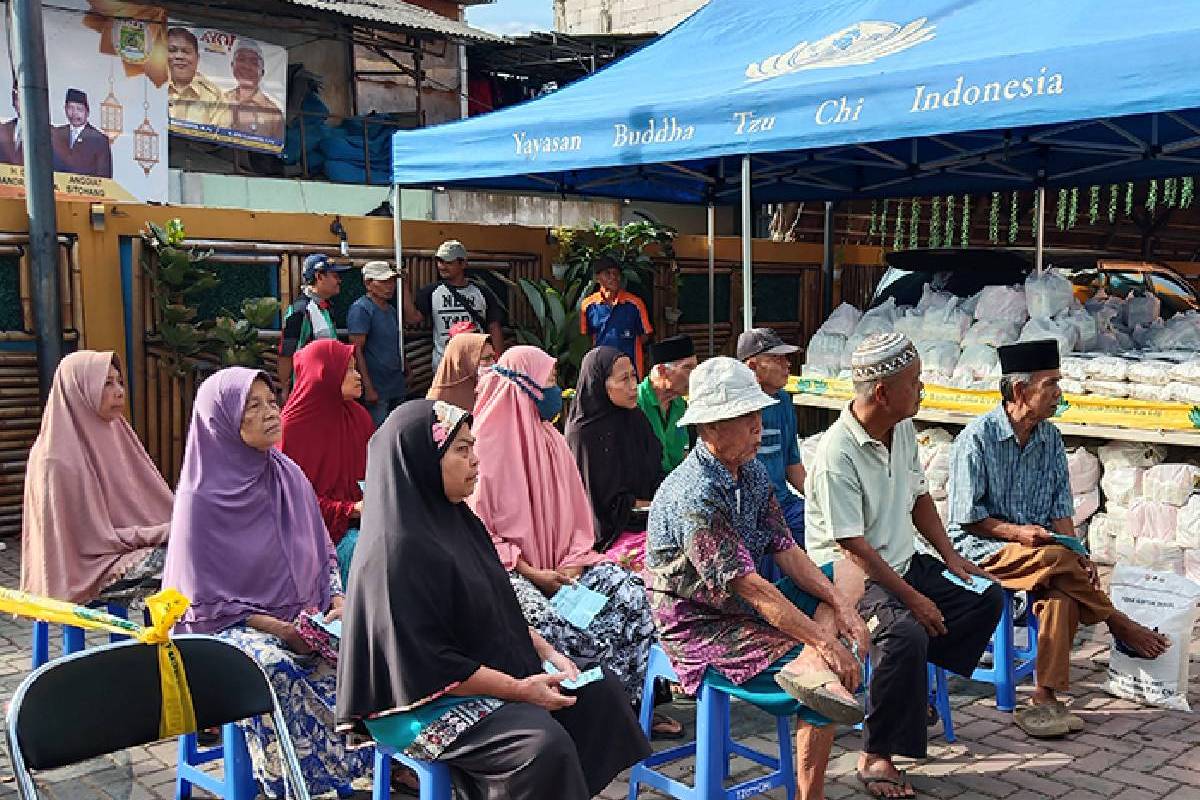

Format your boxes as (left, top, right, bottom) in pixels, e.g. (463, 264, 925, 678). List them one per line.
(163, 367, 371, 797)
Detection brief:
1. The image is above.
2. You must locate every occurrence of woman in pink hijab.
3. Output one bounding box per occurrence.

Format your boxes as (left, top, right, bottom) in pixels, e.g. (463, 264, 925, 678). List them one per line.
(469, 345, 680, 737)
(21, 351, 172, 606)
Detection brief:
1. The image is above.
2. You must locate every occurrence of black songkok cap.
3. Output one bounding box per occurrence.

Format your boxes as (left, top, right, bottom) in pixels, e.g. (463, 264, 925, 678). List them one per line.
(651, 334, 695, 365)
(65, 88, 87, 107)
(997, 339, 1060, 374)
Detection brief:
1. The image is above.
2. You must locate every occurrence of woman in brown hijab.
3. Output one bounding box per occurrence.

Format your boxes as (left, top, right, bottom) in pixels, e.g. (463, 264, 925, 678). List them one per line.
(426, 331, 495, 413)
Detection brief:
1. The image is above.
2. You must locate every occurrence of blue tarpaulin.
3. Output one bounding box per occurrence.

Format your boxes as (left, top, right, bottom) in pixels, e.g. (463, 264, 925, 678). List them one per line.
(392, 0, 1200, 203)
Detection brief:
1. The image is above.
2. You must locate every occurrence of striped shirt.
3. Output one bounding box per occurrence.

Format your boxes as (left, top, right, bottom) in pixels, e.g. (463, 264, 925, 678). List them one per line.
(946, 404, 1074, 564)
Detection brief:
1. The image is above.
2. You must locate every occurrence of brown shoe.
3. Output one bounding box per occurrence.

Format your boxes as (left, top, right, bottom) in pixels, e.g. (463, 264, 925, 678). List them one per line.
(1052, 700, 1085, 732)
(1014, 702, 1070, 738)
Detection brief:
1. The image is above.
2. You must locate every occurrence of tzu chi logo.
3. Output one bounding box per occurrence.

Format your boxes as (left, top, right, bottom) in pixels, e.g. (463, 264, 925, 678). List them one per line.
(746, 18, 936, 82)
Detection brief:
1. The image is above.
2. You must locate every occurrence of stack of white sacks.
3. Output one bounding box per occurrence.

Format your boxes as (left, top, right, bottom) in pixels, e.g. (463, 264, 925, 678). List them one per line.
(804, 268, 1200, 399)
(1088, 442, 1200, 584)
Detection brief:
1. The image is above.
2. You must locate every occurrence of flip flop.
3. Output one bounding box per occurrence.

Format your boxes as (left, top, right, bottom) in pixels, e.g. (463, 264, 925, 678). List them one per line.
(857, 768, 916, 798)
(774, 667, 864, 725)
(651, 711, 685, 740)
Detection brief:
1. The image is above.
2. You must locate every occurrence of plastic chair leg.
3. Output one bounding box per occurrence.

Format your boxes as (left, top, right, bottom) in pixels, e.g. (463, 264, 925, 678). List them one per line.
(993, 595, 1017, 712)
(694, 683, 729, 795)
(222, 722, 258, 800)
(62, 625, 85, 656)
(930, 666, 955, 743)
(776, 714, 796, 800)
(31, 621, 48, 670)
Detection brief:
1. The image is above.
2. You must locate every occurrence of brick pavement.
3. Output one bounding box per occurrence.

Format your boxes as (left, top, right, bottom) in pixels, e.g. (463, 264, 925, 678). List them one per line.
(0, 541, 1197, 800)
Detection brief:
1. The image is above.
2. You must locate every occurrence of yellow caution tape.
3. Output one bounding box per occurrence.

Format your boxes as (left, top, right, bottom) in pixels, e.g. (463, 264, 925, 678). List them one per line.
(0, 587, 197, 738)
(789, 376, 1200, 432)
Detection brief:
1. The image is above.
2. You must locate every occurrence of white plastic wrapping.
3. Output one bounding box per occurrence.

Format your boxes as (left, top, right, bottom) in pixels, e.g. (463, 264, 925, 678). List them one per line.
(1101, 466, 1145, 507)
(1060, 378, 1086, 395)
(952, 345, 1000, 383)
(1098, 442, 1166, 470)
(918, 341, 961, 377)
(1168, 381, 1200, 405)
(1186, 549, 1200, 585)
(1084, 356, 1129, 381)
(1086, 380, 1129, 398)
(1066, 308, 1099, 351)
(1128, 499, 1180, 542)
(962, 319, 1021, 348)
(1175, 495, 1200, 549)
(1072, 487, 1101, 526)
(921, 304, 972, 343)
(1019, 316, 1078, 356)
(974, 284, 1028, 324)
(892, 310, 924, 343)
(1025, 271, 1074, 320)
(916, 427, 954, 449)
(853, 297, 898, 338)
(1128, 383, 1174, 403)
(1087, 513, 1119, 565)
(1127, 360, 1173, 386)
(819, 303, 863, 337)
(917, 284, 957, 313)
(1067, 447, 1101, 494)
(1107, 503, 1130, 520)
(1060, 357, 1089, 381)
(1168, 360, 1200, 386)
(805, 332, 846, 372)
(1124, 293, 1162, 329)
(1114, 529, 1136, 564)
(1133, 539, 1185, 575)
(1143, 464, 1200, 507)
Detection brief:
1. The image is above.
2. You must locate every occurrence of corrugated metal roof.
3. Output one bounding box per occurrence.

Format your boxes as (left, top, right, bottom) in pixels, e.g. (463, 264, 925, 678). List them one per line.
(286, 0, 504, 42)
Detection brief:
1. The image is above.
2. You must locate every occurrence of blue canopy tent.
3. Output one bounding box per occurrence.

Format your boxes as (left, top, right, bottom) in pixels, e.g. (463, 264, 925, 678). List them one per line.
(390, 0, 1200, 348)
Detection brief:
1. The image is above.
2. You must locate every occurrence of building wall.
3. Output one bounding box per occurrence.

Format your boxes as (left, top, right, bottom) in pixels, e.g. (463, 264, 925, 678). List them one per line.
(554, 0, 707, 34)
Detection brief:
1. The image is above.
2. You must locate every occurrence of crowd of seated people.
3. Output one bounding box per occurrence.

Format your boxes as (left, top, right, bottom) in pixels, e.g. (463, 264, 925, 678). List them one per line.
(18, 254, 1169, 799)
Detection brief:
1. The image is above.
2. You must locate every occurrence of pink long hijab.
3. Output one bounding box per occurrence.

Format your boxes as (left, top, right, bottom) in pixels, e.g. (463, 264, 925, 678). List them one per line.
(21, 351, 173, 604)
(468, 345, 603, 571)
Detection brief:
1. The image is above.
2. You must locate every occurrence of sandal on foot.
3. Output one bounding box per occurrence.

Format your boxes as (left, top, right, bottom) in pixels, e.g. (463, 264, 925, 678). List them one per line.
(774, 667, 864, 725)
(651, 711, 684, 740)
(1052, 700, 1085, 733)
(1013, 702, 1069, 738)
(390, 766, 420, 797)
(857, 768, 915, 798)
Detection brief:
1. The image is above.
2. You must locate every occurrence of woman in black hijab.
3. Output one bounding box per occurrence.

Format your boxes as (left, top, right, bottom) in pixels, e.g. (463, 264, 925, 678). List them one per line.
(336, 399, 649, 799)
(566, 346, 666, 551)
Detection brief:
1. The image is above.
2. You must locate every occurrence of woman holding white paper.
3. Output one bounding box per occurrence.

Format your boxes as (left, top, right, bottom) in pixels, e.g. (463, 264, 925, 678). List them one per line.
(468, 346, 680, 736)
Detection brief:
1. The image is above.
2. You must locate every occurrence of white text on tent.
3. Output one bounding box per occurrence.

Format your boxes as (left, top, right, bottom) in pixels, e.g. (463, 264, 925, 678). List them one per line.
(512, 131, 584, 160)
(911, 68, 1065, 113)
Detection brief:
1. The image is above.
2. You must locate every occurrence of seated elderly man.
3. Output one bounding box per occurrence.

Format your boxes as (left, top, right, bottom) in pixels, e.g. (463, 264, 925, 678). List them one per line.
(806, 332, 1003, 799)
(646, 356, 868, 800)
(947, 339, 1169, 738)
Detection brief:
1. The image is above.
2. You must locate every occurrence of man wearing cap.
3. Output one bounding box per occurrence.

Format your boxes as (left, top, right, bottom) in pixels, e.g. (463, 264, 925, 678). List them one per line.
(647, 356, 870, 800)
(348, 261, 422, 427)
(224, 39, 284, 141)
(806, 332, 1003, 798)
(50, 88, 111, 177)
(637, 334, 697, 473)
(739, 327, 806, 545)
(580, 256, 653, 377)
(277, 253, 351, 398)
(415, 240, 505, 370)
(947, 339, 1170, 738)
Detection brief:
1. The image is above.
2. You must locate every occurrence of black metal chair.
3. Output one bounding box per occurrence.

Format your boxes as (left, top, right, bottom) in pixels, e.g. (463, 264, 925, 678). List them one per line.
(6, 634, 310, 800)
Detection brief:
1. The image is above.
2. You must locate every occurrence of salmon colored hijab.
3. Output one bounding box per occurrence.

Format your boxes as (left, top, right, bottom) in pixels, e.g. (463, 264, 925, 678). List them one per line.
(468, 345, 602, 571)
(21, 351, 173, 604)
(427, 332, 489, 413)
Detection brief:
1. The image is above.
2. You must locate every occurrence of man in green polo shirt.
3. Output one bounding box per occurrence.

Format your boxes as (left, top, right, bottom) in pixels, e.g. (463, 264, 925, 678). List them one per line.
(636, 335, 697, 473)
(278, 253, 351, 400)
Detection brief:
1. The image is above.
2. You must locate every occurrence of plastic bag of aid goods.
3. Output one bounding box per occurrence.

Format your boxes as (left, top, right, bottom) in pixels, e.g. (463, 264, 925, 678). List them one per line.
(852, 297, 898, 338)
(1169, 359, 1200, 386)
(1127, 499, 1180, 543)
(820, 303, 862, 337)
(1100, 467, 1145, 507)
(1060, 357, 1088, 381)
(1072, 488, 1101, 527)
(917, 284, 957, 313)
(1127, 360, 1173, 388)
(1084, 380, 1129, 399)
(1143, 464, 1200, 507)
(1175, 495, 1200, 549)
(921, 304, 971, 343)
(1025, 271, 1074, 320)
(805, 332, 845, 373)
(962, 319, 1021, 349)
(1020, 316, 1077, 357)
(974, 284, 1028, 324)
(1098, 442, 1166, 470)
(1107, 565, 1200, 711)
(1067, 447, 1101, 495)
(1123, 292, 1162, 330)
(1087, 513, 1118, 565)
(1084, 356, 1129, 382)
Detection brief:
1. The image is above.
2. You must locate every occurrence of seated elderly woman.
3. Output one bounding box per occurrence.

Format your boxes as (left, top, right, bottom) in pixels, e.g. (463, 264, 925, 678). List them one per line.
(280, 339, 375, 583)
(646, 357, 869, 799)
(163, 367, 371, 798)
(337, 399, 649, 798)
(565, 346, 665, 553)
(22, 350, 171, 607)
(469, 345, 681, 737)
(427, 330, 496, 413)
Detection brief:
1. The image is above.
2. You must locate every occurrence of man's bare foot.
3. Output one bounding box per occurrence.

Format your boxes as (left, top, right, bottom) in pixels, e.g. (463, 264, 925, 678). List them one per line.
(1108, 613, 1171, 658)
(857, 754, 915, 798)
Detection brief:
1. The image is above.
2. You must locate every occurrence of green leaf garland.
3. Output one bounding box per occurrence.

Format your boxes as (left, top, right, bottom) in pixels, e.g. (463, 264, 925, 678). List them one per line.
(930, 195, 942, 248)
(909, 196, 920, 250)
(944, 194, 955, 248)
(989, 191, 1001, 243)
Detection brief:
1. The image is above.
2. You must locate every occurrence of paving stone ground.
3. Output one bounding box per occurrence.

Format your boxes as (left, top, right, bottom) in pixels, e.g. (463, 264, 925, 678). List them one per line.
(0, 539, 1198, 800)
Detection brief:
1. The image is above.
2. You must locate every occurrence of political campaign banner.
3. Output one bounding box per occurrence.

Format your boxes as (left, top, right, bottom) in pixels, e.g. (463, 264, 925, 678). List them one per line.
(0, 0, 169, 202)
(166, 23, 287, 154)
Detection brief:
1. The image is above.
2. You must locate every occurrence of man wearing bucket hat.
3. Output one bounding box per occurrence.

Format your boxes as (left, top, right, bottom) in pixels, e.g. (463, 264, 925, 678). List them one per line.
(739, 327, 806, 545)
(805, 332, 1003, 798)
(348, 261, 422, 427)
(415, 240, 506, 370)
(646, 356, 869, 800)
(278, 253, 351, 398)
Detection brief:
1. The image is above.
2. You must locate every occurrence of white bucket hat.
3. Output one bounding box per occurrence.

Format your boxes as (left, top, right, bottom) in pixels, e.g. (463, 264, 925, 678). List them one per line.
(677, 356, 779, 427)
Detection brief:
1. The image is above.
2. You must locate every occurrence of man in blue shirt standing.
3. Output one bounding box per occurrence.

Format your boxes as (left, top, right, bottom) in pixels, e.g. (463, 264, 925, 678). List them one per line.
(348, 260, 420, 427)
(738, 327, 806, 545)
(580, 256, 653, 377)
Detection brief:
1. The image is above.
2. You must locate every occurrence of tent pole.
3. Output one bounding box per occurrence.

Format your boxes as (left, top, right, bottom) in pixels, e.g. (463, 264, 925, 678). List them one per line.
(822, 201, 835, 318)
(393, 186, 406, 360)
(707, 201, 715, 356)
(741, 155, 752, 331)
(1035, 186, 1046, 276)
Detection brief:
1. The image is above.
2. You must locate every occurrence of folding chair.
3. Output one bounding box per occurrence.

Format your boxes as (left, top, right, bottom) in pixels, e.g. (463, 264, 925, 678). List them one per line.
(6, 634, 310, 800)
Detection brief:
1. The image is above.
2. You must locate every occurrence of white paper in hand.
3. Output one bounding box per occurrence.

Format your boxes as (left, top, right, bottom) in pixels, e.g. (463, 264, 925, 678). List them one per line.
(940, 569, 994, 595)
(551, 583, 609, 629)
(543, 660, 604, 690)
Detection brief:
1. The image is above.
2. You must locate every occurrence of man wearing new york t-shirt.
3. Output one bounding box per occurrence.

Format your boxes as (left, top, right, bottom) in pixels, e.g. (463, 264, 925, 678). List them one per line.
(415, 240, 506, 370)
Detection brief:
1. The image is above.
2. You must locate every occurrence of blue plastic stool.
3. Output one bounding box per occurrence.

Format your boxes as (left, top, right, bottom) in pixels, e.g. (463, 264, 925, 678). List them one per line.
(31, 603, 129, 669)
(175, 724, 258, 800)
(857, 658, 955, 743)
(372, 743, 453, 800)
(968, 589, 1038, 712)
(627, 645, 795, 800)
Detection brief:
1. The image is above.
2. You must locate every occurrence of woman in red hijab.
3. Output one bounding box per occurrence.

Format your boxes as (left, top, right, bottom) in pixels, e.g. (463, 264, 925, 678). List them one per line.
(280, 339, 375, 583)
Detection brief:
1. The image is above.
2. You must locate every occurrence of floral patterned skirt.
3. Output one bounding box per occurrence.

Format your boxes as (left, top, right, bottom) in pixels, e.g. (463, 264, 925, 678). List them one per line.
(509, 561, 655, 704)
(217, 625, 373, 798)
